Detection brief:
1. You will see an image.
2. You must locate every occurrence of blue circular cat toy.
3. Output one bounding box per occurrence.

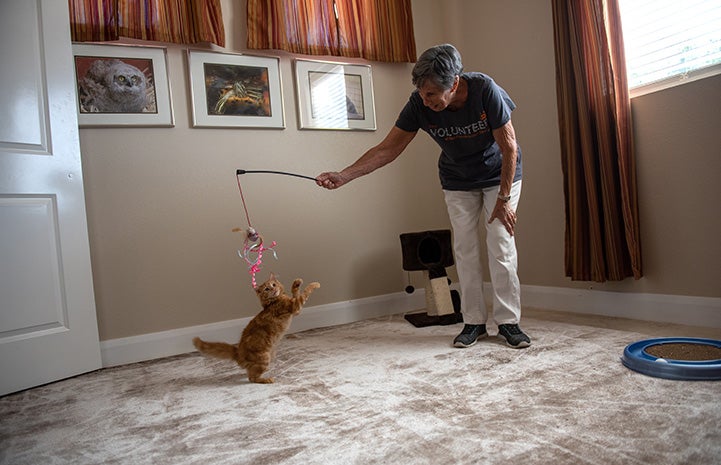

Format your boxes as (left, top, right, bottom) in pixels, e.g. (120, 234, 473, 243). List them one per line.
(621, 337, 721, 380)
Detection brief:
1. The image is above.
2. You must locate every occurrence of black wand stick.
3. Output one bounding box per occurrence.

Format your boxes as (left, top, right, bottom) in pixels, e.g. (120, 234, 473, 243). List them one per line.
(236, 169, 317, 182)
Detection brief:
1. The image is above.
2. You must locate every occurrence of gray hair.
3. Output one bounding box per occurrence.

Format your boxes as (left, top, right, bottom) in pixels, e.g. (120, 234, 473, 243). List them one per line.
(411, 44, 464, 89)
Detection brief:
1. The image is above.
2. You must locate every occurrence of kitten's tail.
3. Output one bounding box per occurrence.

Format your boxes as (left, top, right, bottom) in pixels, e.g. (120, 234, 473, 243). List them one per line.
(193, 337, 238, 360)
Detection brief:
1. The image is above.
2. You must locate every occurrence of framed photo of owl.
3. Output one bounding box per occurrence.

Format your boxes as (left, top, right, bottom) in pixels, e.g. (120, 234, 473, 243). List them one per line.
(187, 51, 285, 129)
(72, 44, 174, 127)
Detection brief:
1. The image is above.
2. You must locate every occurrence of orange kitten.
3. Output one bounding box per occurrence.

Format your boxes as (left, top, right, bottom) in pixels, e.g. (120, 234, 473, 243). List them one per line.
(193, 273, 319, 384)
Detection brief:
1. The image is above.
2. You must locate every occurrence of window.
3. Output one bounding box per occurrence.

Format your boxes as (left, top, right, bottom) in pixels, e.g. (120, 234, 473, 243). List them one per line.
(619, 0, 721, 96)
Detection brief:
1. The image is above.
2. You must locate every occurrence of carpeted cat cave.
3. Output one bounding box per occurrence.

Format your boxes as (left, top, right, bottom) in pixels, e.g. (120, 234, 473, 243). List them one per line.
(400, 229, 462, 327)
(621, 337, 721, 380)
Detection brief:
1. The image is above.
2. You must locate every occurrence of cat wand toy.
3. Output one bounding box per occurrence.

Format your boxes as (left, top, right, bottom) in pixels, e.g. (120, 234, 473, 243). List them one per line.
(236, 169, 317, 182)
(234, 169, 316, 287)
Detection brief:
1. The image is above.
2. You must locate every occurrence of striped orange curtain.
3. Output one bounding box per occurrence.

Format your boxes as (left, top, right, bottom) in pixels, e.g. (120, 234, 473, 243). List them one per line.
(551, 0, 642, 282)
(247, 0, 416, 63)
(69, 0, 225, 47)
(246, 0, 339, 55)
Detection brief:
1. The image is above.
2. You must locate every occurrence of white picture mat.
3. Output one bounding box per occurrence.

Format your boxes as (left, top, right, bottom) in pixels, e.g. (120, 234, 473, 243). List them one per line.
(294, 59, 376, 131)
(72, 43, 174, 127)
(188, 51, 285, 129)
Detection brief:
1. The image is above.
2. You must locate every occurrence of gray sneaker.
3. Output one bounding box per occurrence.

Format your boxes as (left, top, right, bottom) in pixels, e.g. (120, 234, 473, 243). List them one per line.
(497, 324, 531, 348)
(453, 324, 488, 348)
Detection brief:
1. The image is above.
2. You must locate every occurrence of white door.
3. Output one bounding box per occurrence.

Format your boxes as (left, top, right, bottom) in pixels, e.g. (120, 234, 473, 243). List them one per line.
(0, 0, 101, 396)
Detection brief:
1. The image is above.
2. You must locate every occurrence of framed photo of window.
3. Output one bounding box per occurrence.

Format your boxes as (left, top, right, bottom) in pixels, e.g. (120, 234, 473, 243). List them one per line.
(188, 51, 285, 129)
(293, 59, 376, 131)
(72, 44, 174, 127)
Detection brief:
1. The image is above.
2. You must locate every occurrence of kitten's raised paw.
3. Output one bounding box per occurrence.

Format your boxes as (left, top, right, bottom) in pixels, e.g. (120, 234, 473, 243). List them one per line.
(308, 282, 320, 290)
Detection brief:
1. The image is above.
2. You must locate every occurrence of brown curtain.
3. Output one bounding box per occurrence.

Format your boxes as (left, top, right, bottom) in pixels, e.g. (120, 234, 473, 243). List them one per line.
(69, 0, 225, 47)
(247, 0, 416, 63)
(551, 0, 642, 282)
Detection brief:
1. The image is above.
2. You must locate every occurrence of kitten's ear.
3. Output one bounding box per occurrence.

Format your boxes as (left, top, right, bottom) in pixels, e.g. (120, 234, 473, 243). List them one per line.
(269, 272, 276, 280)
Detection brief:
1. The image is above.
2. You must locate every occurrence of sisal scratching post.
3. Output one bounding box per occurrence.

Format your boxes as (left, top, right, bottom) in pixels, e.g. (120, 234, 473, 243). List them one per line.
(424, 271, 454, 316)
(400, 230, 462, 327)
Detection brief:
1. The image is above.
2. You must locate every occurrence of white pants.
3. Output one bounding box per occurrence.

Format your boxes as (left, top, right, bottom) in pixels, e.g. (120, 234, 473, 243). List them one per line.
(443, 181, 522, 326)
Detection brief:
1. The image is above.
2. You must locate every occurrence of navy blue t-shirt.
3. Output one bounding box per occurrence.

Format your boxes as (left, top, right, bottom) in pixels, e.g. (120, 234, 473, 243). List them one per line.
(395, 72, 522, 191)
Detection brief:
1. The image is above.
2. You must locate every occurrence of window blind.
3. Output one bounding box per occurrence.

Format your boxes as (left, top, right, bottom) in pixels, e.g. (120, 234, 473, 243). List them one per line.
(619, 0, 721, 90)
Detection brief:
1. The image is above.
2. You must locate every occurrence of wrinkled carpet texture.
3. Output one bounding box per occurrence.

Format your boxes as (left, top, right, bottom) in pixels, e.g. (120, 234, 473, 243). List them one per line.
(2, 312, 721, 465)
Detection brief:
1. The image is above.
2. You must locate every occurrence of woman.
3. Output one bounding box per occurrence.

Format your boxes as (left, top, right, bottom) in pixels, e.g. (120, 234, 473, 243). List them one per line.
(316, 44, 530, 349)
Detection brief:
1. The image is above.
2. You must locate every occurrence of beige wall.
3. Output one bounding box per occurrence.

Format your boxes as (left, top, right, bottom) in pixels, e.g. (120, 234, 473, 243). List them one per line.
(80, 0, 721, 340)
(445, 0, 721, 298)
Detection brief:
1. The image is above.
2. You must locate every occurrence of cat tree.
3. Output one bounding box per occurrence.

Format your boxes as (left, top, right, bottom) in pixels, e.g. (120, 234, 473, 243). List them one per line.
(400, 229, 462, 327)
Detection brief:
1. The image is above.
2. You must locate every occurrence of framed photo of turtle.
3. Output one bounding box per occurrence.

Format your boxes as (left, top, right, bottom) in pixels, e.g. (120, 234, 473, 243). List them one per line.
(72, 44, 174, 127)
(188, 51, 285, 129)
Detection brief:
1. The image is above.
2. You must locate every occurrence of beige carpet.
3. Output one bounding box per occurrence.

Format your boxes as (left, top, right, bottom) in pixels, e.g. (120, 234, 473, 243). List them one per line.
(1, 310, 721, 465)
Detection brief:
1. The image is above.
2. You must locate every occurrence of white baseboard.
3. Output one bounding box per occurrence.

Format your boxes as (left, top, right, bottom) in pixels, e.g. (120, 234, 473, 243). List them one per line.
(100, 285, 721, 368)
(100, 290, 426, 368)
(520, 285, 721, 328)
